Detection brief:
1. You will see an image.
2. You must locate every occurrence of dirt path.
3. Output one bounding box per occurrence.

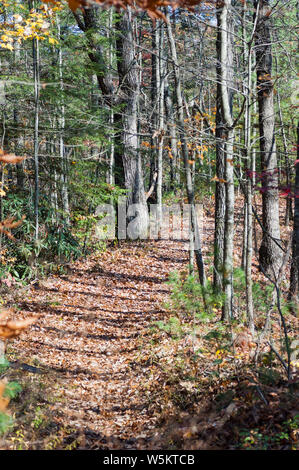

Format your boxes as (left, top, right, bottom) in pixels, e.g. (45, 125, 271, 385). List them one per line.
(13, 240, 189, 448)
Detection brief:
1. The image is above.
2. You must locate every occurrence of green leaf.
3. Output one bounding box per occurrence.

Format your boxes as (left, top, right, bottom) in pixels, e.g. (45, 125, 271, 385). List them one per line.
(0, 356, 10, 373)
(213, 359, 223, 365)
(0, 412, 14, 434)
(3, 381, 22, 399)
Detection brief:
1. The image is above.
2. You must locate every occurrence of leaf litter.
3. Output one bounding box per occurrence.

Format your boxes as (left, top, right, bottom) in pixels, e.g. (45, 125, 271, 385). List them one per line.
(1, 197, 298, 450)
(2, 239, 192, 449)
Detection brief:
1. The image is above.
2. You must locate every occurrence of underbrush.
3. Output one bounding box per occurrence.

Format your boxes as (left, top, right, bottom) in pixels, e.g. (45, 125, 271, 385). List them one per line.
(0, 181, 122, 284)
(0, 351, 78, 450)
(136, 270, 299, 450)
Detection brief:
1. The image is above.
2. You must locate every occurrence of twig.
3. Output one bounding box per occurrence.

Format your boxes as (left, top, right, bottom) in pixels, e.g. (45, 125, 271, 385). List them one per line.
(267, 341, 289, 376)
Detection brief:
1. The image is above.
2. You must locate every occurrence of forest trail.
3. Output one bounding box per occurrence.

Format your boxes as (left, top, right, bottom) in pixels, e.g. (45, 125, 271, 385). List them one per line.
(13, 239, 190, 448)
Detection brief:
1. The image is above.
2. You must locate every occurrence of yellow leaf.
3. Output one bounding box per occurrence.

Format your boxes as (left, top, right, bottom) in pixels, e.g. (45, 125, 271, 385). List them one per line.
(1, 43, 13, 51)
(48, 37, 58, 45)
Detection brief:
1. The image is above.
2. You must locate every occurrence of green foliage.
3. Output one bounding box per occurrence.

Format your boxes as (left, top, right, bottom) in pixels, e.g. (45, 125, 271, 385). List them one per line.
(0, 413, 14, 435)
(257, 367, 282, 386)
(155, 316, 184, 340)
(0, 193, 84, 280)
(203, 324, 228, 342)
(0, 357, 22, 435)
(3, 381, 22, 400)
(45, 225, 81, 260)
(31, 406, 45, 430)
(166, 271, 224, 321)
(0, 356, 10, 374)
(252, 281, 274, 314)
(239, 414, 299, 450)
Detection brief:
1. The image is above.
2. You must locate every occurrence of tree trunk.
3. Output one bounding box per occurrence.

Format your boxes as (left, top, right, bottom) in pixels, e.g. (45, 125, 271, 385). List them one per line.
(164, 75, 178, 190)
(115, 10, 148, 239)
(216, 0, 235, 320)
(255, 0, 282, 276)
(213, 9, 226, 293)
(58, 19, 70, 226)
(156, 21, 165, 236)
(32, 28, 40, 240)
(166, 9, 205, 284)
(289, 122, 299, 302)
(74, 6, 148, 238)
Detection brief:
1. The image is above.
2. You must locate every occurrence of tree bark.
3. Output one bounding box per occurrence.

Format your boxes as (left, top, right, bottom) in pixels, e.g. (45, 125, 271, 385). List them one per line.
(115, 10, 149, 239)
(74, 6, 149, 238)
(255, 0, 282, 276)
(216, 0, 235, 320)
(166, 9, 205, 284)
(289, 122, 299, 302)
(213, 8, 226, 293)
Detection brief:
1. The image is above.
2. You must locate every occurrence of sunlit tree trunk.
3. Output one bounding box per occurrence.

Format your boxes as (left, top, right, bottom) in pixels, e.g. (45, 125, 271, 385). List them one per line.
(164, 74, 178, 190)
(33, 33, 40, 240)
(58, 19, 70, 226)
(156, 21, 165, 236)
(215, 0, 235, 320)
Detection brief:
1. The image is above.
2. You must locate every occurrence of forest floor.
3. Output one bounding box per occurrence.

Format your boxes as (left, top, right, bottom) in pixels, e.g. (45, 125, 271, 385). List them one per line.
(0, 198, 298, 450)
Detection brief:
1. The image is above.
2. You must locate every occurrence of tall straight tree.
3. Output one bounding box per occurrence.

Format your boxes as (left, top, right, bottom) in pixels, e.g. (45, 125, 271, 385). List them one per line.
(213, 3, 226, 293)
(254, 0, 282, 276)
(215, 0, 235, 319)
(31, 1, 40, 240)
(166, 8, 205, 284)
(57, 17, 70, 226)
(289, 122, 299, 302)
(73, 5, 149, 238)
(115, 9, 149, 238)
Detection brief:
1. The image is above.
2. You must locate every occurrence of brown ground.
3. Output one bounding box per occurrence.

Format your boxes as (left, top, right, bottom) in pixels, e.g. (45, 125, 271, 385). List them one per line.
(4, 239, 192, 449)
(1, 198, 298, 450)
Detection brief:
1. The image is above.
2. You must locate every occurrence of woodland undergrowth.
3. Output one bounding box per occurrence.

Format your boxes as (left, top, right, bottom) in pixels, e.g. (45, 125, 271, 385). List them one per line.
(0, 198, 298, 450)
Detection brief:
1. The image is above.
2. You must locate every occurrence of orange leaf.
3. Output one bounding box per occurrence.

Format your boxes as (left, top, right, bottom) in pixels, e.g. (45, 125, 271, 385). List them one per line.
(211, 176, 227, 183)
(0, 308, 37, 340)
(0, 317, 37, 339)
(68, 0, 84, 11)
(0, 309, 14, 322)
(0, 380, 10, 412)
(0, 153, 26, 164)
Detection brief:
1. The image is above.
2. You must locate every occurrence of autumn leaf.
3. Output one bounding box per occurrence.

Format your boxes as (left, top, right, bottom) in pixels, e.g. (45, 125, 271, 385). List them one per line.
(49, 37, 59, 45)
(0, 215, 26, 241)
(211, 176, 227, 183)
(0, 380, 10, 412)
(0, 152, 26, 164)
(280, 188, 291, 197)
(68, 0, 84, 10)
(43, 0, 84, 11)
(0, 315, 37, 339)
(0, 309, 15, 323)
